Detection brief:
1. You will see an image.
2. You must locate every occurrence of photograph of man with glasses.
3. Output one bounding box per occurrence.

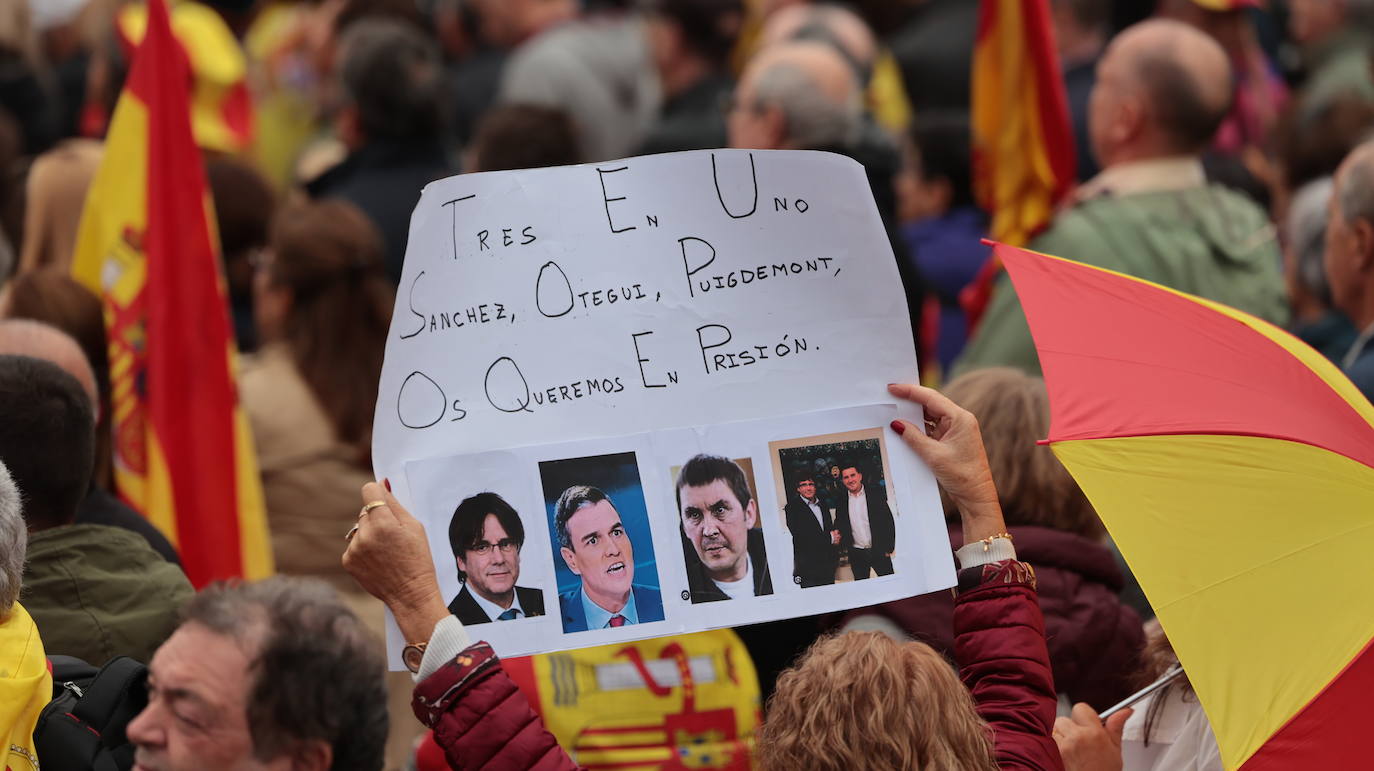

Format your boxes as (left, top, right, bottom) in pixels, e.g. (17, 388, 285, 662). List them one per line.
(445, 492, 546, 625)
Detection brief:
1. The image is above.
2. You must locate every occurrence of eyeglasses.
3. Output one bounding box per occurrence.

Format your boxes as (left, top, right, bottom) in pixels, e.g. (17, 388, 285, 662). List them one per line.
(469, 539, 519, 555)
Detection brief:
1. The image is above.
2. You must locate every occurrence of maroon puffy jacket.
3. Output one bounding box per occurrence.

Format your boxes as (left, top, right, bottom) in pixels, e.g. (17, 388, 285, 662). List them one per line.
(953, 559, 1065, 770)
(412, 643, 581, 770)
(847, 524, 1145, 709)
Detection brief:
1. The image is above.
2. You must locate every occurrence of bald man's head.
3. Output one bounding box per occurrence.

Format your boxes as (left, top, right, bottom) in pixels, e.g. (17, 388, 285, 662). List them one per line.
(1089, 19, 1232, 165)
(730, 41, 861, 150)
(759, 4, 876, 81)
(0, 320, 98, 408)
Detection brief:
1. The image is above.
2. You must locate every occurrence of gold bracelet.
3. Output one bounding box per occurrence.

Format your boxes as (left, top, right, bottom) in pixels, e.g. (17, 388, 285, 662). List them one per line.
(978, 532, 1013, 552)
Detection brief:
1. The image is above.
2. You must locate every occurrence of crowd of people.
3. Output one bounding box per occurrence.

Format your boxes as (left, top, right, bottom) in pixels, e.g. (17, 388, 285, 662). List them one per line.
(1, 0, 1372, 769)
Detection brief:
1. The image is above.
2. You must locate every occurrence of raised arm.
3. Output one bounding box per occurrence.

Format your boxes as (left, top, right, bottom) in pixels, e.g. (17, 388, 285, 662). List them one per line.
(343, 482, 581, 771)
(889, 384, 1063, 771)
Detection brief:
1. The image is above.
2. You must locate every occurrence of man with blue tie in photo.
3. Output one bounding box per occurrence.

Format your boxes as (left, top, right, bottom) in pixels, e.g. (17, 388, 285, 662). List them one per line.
(446, 492, 546, 624)
(555, 485, 665, 632)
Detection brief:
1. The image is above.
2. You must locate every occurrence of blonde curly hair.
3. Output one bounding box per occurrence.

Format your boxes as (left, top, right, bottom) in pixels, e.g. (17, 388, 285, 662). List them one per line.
(756, 631, 997, 771)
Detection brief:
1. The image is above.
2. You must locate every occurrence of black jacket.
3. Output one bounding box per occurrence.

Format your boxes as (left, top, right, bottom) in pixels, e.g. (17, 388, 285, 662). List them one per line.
(783, 495, 838, 587)
(835, 483, 896, 555)
(682, 528, 772, 603)
(447, 584, 546, 625)
(306, 140, 455, 283)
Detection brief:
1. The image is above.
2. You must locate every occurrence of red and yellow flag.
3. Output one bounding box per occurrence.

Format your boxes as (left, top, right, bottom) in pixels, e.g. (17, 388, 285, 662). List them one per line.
(963, 0, 1076, 330)
(71, 0, 272, 586)
(971, 0, 1075, 246)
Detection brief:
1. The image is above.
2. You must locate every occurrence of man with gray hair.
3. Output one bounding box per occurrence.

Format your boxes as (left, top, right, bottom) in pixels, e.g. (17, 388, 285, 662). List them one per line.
(729, 40, 861, 151)
(1324, 141, 1374, 401)
(956, 19, 1288, 376)
(0, 458, 52, 771)
(1286, 177, 1358, 362)
(126, 577, 388, 771)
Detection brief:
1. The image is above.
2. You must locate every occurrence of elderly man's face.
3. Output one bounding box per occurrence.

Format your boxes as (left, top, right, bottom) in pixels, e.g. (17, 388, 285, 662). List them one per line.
(128, 624, 291, 771)
(679, 479, 758, 582)
(728, 69, 782, 150)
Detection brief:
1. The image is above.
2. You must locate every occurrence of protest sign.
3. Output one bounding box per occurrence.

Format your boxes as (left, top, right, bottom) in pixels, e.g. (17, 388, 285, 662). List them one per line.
(374, 149, 954, 664)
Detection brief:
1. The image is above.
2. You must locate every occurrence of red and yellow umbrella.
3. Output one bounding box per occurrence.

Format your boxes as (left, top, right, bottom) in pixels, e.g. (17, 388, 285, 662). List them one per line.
(996, 241, 1374, 770)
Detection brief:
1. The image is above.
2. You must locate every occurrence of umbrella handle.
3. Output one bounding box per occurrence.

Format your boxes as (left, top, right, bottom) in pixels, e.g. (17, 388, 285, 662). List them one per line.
(1098, 663, 1185, 720)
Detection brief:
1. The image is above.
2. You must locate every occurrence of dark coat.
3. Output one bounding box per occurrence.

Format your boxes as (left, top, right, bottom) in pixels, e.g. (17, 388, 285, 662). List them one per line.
(834, 483, 896, 555)
(635, 73, 732, 155)
(848, 524, 1145, 709)
(557, 583, 664, 633)
(447, 584, 546, 626)
(305, 140, 455, 283)
(682, 528, 772, 603)
(783, 495, 838, 587)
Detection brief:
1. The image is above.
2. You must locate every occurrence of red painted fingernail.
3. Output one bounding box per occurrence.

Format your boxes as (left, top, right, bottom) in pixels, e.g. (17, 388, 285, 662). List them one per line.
(383, 478, 392, 492)
(890, 420, 905, 435)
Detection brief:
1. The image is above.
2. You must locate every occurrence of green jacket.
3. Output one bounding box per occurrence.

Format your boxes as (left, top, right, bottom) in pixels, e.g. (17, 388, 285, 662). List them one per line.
(1300, 30, 1374, 118)
(954, 184, 1288, 376)
(21, 524, 193, 665)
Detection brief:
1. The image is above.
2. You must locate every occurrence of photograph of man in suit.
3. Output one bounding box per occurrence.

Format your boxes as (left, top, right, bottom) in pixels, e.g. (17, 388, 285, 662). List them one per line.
(556, 485, 665, 632)
(675, 454, 772, 603)
(446, 492, 546, 624)
(783, 473, 840, 587)
(834, 463, 896, 579)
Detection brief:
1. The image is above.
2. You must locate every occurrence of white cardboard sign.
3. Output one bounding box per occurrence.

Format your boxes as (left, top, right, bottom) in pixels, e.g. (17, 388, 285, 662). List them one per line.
(373, 149, 954, 663)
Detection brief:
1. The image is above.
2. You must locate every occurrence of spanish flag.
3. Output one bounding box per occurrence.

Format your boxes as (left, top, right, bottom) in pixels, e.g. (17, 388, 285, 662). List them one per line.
(962, 0, 1075, 330)
(971, 0, 1075, 246)
(70, 0, 272, 586)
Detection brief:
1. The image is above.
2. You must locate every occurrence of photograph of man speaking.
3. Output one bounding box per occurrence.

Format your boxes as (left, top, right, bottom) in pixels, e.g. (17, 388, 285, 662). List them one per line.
(446, 492, 546, 624)
(555, 484, 665, 632)
(674, 454, 772, 603)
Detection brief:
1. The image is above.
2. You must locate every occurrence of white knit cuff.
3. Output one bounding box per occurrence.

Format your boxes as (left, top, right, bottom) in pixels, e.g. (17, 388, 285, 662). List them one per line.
(954, 537, 1017, 570)
(413, 615, 472, 682)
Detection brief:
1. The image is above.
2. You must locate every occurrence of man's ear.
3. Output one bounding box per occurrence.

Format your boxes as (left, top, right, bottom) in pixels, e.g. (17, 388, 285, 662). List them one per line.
(561, 546, 580, 575)
(337, 105, 363, 150)
(455, 553, 468, 576)
(1116, 95, 1145, 147)
(744, 500, 758, 530)
(1353, 217, 1374, 272)
(288, 740, 332, 771)
(763, 104, 788, 149)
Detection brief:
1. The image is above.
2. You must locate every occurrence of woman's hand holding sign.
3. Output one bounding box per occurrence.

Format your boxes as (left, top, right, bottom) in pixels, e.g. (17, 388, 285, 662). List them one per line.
(887, 383, 1008, 546)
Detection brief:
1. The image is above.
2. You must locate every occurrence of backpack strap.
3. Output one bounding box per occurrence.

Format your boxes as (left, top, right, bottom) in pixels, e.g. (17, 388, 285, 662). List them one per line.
(71, 657, 149, 745)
